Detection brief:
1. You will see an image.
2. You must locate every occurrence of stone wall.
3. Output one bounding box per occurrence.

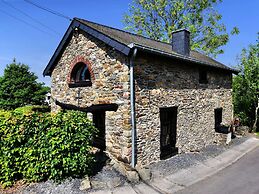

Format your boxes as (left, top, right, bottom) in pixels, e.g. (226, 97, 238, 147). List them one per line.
(134, 53, 233, 166)
(51, 30, 132, 163)
(50, 29, 234, 168)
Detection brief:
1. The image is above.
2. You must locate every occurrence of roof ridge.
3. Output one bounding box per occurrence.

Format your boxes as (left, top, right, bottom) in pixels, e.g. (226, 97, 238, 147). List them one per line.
(74, 18, 237, 73)
(44, 17, 238, 76)
(75, 18, 218, 59)
(74, 17, 173, 46)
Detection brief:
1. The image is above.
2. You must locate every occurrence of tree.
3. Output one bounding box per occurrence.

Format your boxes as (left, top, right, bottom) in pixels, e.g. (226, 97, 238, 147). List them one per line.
(124, 0, 239, 57)
(0, 61, 50, 110)
(233, 34, 259, 131)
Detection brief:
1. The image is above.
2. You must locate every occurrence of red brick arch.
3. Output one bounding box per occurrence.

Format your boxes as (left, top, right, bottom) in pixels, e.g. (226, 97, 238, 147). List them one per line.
(67, 56, 95, 82)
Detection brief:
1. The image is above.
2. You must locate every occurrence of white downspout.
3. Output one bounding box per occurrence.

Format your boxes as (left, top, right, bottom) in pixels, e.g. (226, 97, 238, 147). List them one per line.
(130, 48, 137, 168)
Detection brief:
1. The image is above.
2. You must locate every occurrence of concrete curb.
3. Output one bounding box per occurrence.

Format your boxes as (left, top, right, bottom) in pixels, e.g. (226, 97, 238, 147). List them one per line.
(148, 137, 259, 194)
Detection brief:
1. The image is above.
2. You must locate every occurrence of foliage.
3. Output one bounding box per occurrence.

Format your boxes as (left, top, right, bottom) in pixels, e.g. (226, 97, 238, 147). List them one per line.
(233, 34, 259, 131)
(0, 110, 98, 188)
(0, 110, 12, 120)
(0, 61, 50, 110)
(124, 0, 239, 57)
(14, 105, 50, 115)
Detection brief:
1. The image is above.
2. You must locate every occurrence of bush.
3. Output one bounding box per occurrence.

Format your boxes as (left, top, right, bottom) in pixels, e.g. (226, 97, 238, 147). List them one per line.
(14, 105, 50, 115)
(0, 109, 12, 120)
(0, 110, 98, 188)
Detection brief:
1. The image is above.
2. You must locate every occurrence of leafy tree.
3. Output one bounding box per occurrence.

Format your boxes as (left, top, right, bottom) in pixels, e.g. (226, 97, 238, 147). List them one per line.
(233, 34, 259, 131)
(0, 61, 49, 110)
(124, 0, 239, 57)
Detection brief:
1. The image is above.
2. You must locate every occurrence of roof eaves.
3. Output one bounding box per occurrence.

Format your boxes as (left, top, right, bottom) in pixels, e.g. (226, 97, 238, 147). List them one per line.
(129, 43, 239, 74)
(43, 21, 75, 76)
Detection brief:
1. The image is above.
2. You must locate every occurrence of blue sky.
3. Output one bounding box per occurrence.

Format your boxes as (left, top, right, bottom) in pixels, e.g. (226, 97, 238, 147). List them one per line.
(0, 0, 258, 86)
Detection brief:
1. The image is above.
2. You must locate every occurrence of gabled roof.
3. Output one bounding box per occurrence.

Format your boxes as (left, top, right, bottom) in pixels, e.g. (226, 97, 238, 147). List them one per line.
(43, 18, 238, 76)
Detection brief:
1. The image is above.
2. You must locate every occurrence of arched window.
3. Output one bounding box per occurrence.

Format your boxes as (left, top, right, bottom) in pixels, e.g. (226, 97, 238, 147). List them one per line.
(69, 62, 92, 87)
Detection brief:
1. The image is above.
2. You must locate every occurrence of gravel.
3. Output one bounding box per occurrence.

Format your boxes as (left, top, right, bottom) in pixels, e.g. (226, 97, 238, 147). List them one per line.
(150, 136, 248, 178)
(17, 165, 127, 194)
(21, 179, 84, 194)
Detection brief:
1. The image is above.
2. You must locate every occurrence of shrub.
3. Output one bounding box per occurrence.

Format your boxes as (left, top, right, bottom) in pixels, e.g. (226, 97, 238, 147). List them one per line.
(0, 110, 97, 188)
(14, 105, 50, 115)
(0, 109, 12, 120)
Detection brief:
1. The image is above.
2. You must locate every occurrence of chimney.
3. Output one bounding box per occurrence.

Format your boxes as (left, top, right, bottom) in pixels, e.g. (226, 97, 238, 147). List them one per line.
(172, 29, 190, 56)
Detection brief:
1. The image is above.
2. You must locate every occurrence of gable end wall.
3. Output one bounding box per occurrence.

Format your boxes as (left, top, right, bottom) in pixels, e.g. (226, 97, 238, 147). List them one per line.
(50, 30, 132, 164)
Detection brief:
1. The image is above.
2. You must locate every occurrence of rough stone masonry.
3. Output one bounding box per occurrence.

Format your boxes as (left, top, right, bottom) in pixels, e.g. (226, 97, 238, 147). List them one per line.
(50, 29, 232, 167)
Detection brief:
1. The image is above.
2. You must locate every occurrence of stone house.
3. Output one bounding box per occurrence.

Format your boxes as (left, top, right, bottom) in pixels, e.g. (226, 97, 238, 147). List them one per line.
(43, 18, 238, 168)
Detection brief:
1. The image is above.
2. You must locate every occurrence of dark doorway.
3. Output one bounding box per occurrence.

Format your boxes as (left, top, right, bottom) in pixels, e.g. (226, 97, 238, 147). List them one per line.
(160, 107, 178, 159)
(214, 108, 223, 129)
(92, 111, 106, 150)
(214, 108, 228, 133)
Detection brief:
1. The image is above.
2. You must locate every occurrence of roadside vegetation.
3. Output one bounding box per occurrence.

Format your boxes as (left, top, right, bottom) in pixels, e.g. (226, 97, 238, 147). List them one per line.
(0, 61, 98, 188)
(0, 109, 98, 188)
(233, 34, 259, 132)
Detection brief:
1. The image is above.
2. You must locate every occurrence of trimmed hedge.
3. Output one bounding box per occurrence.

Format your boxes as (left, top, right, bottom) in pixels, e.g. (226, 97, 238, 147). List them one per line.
(0, 110, 98, 188)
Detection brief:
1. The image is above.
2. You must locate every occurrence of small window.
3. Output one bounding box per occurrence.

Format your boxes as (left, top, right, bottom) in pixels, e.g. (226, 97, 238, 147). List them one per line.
(199, 69, 208, 84)
(69, 62, 92, 87)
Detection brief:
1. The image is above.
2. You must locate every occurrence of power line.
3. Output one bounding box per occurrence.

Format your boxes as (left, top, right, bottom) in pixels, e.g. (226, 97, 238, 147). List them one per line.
(0, 8, 53, 36)
(1, 0, 61, 36)
(24, 0, 72, 21)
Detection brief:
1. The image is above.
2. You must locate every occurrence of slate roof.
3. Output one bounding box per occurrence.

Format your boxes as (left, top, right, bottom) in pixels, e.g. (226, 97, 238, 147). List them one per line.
(43, 17, 238, 76)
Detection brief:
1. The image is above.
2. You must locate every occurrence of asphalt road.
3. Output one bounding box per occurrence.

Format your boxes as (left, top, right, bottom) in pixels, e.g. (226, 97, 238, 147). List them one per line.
(176, 147, 259, 194)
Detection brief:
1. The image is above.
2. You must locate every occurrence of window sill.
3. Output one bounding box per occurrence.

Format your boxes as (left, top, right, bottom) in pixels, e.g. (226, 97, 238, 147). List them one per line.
(68, 81, 92, 88)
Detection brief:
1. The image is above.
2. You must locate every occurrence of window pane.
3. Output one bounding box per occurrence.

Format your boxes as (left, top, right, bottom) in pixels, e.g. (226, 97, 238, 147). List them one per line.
(71, 62, 91, 83)
(81, 66, 91, 81)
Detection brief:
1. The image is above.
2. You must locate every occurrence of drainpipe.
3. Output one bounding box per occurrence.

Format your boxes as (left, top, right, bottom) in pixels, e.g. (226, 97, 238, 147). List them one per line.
(130, 48, 137, 168)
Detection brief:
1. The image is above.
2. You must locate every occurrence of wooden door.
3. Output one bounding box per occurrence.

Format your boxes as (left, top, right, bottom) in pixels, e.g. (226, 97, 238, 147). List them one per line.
(92, 111, 106, 150)
(160, 107, 178, 159)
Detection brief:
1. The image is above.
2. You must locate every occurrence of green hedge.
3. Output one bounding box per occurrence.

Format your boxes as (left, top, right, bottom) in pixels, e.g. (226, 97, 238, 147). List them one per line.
(13, 105, 50, 115)
(0, 110, 98, 188)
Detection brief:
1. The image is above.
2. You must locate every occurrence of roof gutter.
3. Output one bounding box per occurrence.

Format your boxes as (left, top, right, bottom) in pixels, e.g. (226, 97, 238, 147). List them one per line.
(130, 48, 138, 168)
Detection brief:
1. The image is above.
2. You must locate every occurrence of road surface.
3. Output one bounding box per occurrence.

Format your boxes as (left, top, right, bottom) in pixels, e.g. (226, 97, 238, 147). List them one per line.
(176, 147, 259, 194)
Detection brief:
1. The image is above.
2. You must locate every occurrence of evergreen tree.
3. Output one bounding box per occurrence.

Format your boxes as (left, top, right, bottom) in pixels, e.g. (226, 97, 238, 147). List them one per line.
(0, 61, 49, 110)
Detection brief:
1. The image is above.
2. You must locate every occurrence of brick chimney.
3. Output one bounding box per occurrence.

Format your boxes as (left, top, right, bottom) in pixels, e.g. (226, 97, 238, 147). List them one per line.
(172, 29, 190, 56)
